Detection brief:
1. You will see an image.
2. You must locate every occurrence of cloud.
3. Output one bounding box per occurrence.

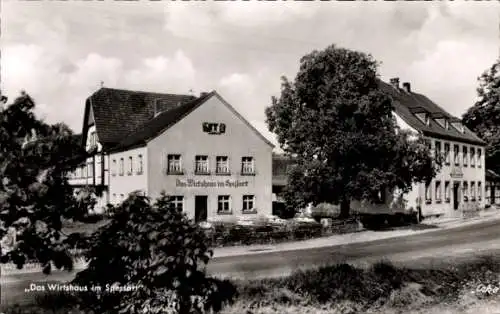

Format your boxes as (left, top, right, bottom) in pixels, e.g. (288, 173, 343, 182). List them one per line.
(404, 38, 496, 117)
(69, 53, 123, 90)
(123, 50, 196, 93)
(164, 2, 319, 42)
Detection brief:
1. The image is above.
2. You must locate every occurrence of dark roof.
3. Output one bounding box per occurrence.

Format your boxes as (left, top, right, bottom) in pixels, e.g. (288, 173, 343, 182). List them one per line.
(486, 169, 500, 181)
(83, 88, 196, 150)
(379, 81, 486, 146)
(108, 92, 215, 153)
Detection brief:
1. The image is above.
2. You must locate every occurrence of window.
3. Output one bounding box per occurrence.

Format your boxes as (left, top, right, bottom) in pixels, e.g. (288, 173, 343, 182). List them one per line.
(444, 181, 450, 203)
(478, 181, 482, 200)
(435, 181, 442, 203)
(195, 155, 209, 174)
(119, 158, 124, 176)
(97, 159, 102, 178)
(435, 141, 441, 160)
(463, 182, 468, 201)
(120, 194, 124, 200)
(241, 157, 255, 175)
(169, 196, 184, 212)
(463, 146, 468, 167)
(112, 193, 116, 202)
(87, 162, 94, 178)
(128, 156, 133, 175)
(216, 156, 230, 174)
(112, 159, 117, 176)
(217, 195, 231, 214)
(137, 155, 143, 175)
(453, 144, 459, 166)
(470, 147, 475, 167)
(471, 181, 476, 201)
(478, 148, 482, 168)
(167, 154, 182, 174)
(83, 165, 88, 178)
(89, 131, 96, 148)
(242, 195, 255, 213)
(425, 182, 432, 203)
(444, 143, 450, 165)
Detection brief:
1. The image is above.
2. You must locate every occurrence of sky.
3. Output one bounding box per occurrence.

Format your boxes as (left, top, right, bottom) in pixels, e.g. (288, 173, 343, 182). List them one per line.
(2, 1, 499, 148)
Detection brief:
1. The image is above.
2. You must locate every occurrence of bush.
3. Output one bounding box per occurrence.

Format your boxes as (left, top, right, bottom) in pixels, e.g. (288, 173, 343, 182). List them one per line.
(273, 202, 296, 219)
(71, 192, 237, 314)
(311, 203, 341, 220)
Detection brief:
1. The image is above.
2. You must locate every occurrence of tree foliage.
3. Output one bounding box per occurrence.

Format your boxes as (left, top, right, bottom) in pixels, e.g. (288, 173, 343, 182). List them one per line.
(0, 92, 92, 272)
(72, 192, 236, 314)
(462, 58, 500, 173)
(265, 45, 441, 216)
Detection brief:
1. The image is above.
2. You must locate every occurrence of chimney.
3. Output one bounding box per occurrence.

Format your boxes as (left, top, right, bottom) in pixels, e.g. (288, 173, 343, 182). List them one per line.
(389, 77, 400, 89)
(402, 82, 411, 93)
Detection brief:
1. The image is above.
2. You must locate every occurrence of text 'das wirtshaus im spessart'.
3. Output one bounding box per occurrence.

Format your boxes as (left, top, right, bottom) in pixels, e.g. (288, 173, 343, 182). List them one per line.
(175, 179, 249, 188)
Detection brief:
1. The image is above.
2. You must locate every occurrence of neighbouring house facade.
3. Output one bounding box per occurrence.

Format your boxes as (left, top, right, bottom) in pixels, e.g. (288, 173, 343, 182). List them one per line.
(270, 78, 487, 219)
(379, 78, 487, 218)
(68, 88, 274, 222)
(486, 169, 500, 206)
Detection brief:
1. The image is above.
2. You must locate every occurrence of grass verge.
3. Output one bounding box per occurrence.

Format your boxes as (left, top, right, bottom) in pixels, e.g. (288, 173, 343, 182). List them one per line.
(3, 256, 500, 314)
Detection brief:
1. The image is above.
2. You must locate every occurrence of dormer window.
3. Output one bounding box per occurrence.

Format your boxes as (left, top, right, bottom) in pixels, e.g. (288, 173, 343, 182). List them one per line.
(451, 121, 465, 134)
(435, 118, 444, 128)
(415, 112, 428, 125)
(410, 107, 430, 126)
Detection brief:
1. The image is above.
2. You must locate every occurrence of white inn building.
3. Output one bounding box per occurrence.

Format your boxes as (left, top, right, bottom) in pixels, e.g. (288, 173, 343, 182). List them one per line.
(382, 78, 487, 218)
(68, 88, 274, 222)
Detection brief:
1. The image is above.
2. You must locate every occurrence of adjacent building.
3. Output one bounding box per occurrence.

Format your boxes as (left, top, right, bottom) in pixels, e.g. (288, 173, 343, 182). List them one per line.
(486, 169, 500, 206)
(268, 78, 487, 219)
(380, 78, 487, 218)
(68, 88, 274, 222)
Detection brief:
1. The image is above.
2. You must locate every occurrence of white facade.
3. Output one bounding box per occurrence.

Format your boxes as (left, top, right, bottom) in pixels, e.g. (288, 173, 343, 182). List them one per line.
(395, 112, 485, 218)
(68, 91, 274, 220)
(108, 147, 148, 205)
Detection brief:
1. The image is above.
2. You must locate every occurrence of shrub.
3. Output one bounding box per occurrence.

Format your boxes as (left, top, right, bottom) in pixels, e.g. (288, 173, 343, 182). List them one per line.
(71, 192, 237, 314)
(311, 203, 341, 220)
(272, 202, 296, 219)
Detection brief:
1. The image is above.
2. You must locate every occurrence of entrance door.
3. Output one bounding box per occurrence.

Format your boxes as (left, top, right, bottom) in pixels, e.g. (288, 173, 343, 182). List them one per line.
(194, 196, 208, 223)
(491, 185, 496, 205)
(453, 182, 460, 210)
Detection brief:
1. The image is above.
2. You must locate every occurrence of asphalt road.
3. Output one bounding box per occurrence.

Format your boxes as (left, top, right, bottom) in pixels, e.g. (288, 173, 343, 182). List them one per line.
(2, 218, 500, 307)
(207, 218, 500, 279)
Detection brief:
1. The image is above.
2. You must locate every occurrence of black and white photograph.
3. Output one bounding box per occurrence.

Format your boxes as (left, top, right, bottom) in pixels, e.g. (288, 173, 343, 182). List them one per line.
(1, 1, 500, 313)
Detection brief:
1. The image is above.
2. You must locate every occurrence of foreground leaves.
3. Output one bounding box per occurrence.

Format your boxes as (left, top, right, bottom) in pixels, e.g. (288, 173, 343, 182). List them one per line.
(0, 92, 93, 272)
(73, 192, 237, 313)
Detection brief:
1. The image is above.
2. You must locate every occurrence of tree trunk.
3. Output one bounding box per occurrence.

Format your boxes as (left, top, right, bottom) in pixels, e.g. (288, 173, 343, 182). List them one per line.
(339, 197, 350, 219)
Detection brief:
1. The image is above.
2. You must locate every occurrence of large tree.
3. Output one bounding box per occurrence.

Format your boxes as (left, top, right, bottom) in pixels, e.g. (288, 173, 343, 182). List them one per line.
(462, 58, 500, 173)
(0, 92, 93, 273)
(265, 45, 440, 217)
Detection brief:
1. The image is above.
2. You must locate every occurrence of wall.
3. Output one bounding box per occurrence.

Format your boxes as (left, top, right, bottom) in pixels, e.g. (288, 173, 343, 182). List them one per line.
(147, 94, 273, 221)
(419, 138, 486, 217)
(108, 146, 148, 205)
(352, 112, 485, 218)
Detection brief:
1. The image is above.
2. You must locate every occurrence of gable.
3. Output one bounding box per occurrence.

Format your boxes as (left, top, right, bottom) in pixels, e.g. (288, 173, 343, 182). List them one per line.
(151, 93, 274, 150)
(109, 91, 274, 153)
